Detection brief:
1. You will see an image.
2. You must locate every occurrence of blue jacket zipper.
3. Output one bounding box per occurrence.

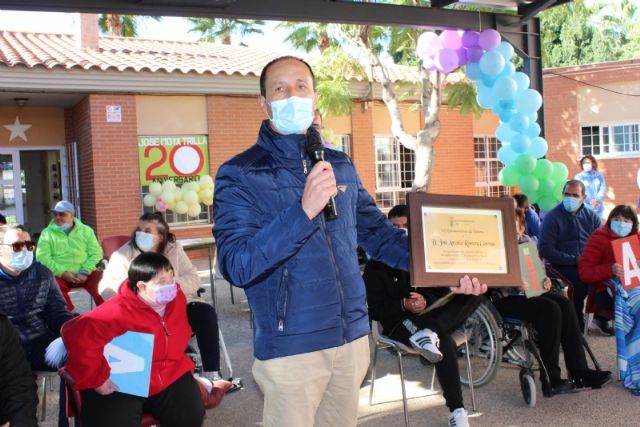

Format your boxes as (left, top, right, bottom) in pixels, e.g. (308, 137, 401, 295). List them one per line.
(277, 268, 289, 332)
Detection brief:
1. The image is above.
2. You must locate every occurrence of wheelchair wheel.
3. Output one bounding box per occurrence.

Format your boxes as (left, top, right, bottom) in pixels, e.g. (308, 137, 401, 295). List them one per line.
(459, 301, 502, 388)
(520, 368, 537, 407)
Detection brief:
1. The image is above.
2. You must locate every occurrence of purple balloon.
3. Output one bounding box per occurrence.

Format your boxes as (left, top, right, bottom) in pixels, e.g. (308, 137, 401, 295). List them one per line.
(441, 30, 462, 50)
(436, 48, 460, 74)
(462, 30, 479, 48)
(467, 46, 484, 63)
(478, 29, 501, 51)
(456, 48, 468, 66)
(417, 32, 442, 58)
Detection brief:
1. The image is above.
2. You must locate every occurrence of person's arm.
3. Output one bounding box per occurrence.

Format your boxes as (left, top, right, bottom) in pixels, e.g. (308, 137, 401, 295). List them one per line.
(596, 172, 607, 201)
(80, 228, 104, 273)
(525, 208, 541, 239)
(538, 212, 577, 265)
(98, 248, 131, 300)
(213, 164, 319, 287)
(35, 231, 66, 277)
(42, 267, 74, 333)
(0, 316, 38, 427)
(362, 262, 408, 322)
(354, 175, 409, 271)
(173, 244, 201, 298)
(578, 232, 614, 284)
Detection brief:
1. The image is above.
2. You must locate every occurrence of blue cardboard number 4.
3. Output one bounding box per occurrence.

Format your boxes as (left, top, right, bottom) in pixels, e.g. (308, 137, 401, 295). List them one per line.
(104, 331, 154, 397)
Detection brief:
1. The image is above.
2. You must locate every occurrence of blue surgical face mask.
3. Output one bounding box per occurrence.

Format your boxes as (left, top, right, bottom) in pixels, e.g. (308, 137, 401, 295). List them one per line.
(9, 249, 34, 272)
(135, 231, 156, 252)
(562, 196, 582, 213)
(582, 163, 593, 172)
(269, 96, 314, 135)
(611, 220, 633, 238)
(55, 223, 70, 232)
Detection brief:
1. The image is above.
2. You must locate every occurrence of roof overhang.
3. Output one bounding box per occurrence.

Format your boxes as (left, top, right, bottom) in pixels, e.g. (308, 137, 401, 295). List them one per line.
(0, 0, 572, 27)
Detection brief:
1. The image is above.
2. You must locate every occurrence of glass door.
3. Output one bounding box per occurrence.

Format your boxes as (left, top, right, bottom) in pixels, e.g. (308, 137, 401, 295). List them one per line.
(0, 149, 23, 224)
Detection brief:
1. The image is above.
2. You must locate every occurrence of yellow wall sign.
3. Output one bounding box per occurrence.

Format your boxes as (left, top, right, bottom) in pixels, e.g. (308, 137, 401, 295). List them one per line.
(138, 135, 209, 186)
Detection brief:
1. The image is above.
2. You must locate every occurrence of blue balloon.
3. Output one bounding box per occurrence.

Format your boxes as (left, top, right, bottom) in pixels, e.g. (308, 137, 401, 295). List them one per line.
(465, 62, 482, 81)
(524, 122, 541, 138)
(498, 62, 516, 79)
(481, 74, 497, 88)
(498, 145, 518, 165)
(509, 112, 530, 133)
(511, 133, 531, 153)
(499, 108, 516, 123)
(496, 123, 515, 143)
(529, 137, 548, 159)
(512, 72, 530, 91)
(497, 41, 515, 60)
(476, 89, 496, 109)
(497, 99, 515, 110)
(515, 89, 543, 114)
(479, 50, 505, 76)
(492, 76, 517, 100)
(528, 112, 538, 124)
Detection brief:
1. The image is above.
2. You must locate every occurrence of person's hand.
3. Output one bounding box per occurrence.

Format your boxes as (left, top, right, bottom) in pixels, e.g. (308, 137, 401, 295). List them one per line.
(75, 273, 89, 284)
(403, 292, 426, 313)
(2, 422, 10, 427)
(95, 379, 119, 395)
(61, 271, 80, 284)
(301, 161, 337, 220)
(451, 275, 488, 295)
(613, 263, 624, 279)
(543, 277, 552, 290)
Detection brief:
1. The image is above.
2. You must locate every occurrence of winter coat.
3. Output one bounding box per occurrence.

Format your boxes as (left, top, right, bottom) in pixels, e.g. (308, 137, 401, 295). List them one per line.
(62, 281, 194, 396)
(36, 218, 103, 276)
(98, 241, 201, 302)
(214, 120, 408, 360)
(574, 170, 607, 217)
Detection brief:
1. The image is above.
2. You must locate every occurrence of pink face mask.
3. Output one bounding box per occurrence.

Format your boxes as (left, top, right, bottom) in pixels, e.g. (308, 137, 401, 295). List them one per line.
(151, 283, 178, 305)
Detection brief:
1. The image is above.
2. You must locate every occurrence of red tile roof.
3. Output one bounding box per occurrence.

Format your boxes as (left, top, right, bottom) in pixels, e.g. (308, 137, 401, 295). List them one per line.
(0, 30, 419, 82)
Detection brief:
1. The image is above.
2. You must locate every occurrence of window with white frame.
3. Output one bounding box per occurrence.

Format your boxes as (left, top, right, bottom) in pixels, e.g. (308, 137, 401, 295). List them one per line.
(334, 134, 352, 157)
(374, 135, 415, 210)
(474, 136, 511, 197)
(581, 124, 640, 157)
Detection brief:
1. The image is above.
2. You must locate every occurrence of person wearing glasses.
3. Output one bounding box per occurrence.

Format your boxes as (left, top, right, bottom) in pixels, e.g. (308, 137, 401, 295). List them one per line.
(36, 201, 104, 312)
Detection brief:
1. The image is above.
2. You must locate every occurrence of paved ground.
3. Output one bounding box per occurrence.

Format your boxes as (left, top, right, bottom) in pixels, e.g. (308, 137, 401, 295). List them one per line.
(39, 259, 638, 426)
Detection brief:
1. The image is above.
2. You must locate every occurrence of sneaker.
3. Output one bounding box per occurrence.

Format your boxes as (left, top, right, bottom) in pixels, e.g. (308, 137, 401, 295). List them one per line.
(409, 328, 442, 363)
(574, 369, 612, 389)
(591, 318, 614, 336)
(550, 379, 578, 395)
(448, 408, 469, 427)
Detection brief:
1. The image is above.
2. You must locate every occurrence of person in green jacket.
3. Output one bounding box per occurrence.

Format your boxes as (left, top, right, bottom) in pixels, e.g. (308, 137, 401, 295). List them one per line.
(36, 201, 104, 311)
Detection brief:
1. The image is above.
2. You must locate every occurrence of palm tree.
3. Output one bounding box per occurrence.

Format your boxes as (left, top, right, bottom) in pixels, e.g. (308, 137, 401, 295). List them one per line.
(277, 22, 335, 53)
(187, 18, 264, 45)
(98, 14, 161, 37)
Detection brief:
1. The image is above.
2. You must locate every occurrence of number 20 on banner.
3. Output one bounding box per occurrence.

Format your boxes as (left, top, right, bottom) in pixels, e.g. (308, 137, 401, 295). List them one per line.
(144, 144, 205, 181)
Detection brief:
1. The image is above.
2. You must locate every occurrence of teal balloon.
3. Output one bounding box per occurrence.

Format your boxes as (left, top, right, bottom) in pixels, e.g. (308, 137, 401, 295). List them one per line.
(552, 162, 569, 182)
(524, 122, 541, 138)
(538, 196, 559, 212)
(465, 62, 482, 81)
(499, 165, 520, 186)
(492, 76, 517, 100)
(479, 50, 505, 76)
(529, 137, 548, 158)
(509, 112, 530, 132)
(538, 178, 555, 196)
(519, 175, 540, 194)
(497, 145, 518, 165)
(497, 41, 515, 60)
(496, 123, 515, 143)
(512, 72, 530, 91)
(476, 89, 496, 109)
(515, 89, 543, 114)
(533, 158, 554, 178)
(515, 154, 537, 175)
(511, 134, 531, 153)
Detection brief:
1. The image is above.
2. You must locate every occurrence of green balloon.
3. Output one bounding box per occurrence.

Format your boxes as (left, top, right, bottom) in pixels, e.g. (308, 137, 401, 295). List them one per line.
(538, 178, 555, 196)
(518, 174, 540, 194)
(499, 165, 520, 186)
(515, 154, 537, 175)
(553, 182, 565, 199)
(533, 159, 554, 179)
(552, 162, 569, 182)
(538, 195, 559, 212)
(528, 191, 539, 204)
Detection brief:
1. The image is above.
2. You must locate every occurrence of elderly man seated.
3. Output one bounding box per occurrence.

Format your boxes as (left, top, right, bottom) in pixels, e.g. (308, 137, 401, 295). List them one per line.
(36, 201, 104, 312)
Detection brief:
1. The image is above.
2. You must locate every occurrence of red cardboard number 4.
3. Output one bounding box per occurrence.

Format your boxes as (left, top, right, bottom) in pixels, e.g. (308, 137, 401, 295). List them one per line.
(612, 236, 640, 290)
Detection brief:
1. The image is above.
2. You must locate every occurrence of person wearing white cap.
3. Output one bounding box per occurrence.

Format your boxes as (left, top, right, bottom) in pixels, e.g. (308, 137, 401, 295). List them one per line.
(36, 201, 104, 312)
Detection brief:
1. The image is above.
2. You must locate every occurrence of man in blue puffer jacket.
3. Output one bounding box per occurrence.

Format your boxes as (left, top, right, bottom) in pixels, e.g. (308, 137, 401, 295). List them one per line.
(214, 56, 486, 427)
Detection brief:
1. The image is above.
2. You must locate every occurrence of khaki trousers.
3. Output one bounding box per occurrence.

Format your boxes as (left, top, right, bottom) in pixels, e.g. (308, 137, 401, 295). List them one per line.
(252, 335, 370, 427)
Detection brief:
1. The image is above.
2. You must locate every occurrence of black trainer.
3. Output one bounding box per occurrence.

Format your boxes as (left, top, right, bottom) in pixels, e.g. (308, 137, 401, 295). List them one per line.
(575, 369, 612, 389)
(591, 318, 614, 336)
(550, 379, 578, 395)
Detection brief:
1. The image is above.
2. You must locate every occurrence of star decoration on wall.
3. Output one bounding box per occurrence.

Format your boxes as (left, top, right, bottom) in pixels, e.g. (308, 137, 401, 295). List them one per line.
(3, 117, 32, 142)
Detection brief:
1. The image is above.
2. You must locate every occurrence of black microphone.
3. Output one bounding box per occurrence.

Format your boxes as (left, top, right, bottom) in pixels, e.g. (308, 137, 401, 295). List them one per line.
(305, 127, 338, 220)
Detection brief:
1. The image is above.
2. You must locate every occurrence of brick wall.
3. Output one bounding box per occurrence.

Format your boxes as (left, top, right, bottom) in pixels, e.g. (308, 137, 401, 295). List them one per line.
(350, 102, 376, 195)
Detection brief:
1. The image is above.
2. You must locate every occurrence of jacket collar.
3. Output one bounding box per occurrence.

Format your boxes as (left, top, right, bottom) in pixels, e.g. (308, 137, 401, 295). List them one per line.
(256, 119, 308, 160)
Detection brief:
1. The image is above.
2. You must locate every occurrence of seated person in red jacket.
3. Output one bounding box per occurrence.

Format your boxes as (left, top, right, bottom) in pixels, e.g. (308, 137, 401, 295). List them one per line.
(363, 205, 484, 427)
(579, 204, 637, 328)
(61, 252, 205, 427)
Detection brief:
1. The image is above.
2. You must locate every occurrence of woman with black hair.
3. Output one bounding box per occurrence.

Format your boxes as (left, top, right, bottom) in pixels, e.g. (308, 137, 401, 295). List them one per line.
(574, 155, 607, 218)
(62, 252, 206, 427)
(99, 212, 223, 381)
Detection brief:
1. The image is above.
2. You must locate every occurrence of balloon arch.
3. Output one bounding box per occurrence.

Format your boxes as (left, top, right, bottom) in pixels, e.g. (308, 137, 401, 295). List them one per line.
(417, 29, 568, 211)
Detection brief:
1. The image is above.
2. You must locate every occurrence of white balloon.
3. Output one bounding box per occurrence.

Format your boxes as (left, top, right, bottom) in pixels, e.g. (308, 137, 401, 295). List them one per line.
(187, 203, 202, 218)
(143, 194, 157, 207)
(149, 182, 162, 196)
